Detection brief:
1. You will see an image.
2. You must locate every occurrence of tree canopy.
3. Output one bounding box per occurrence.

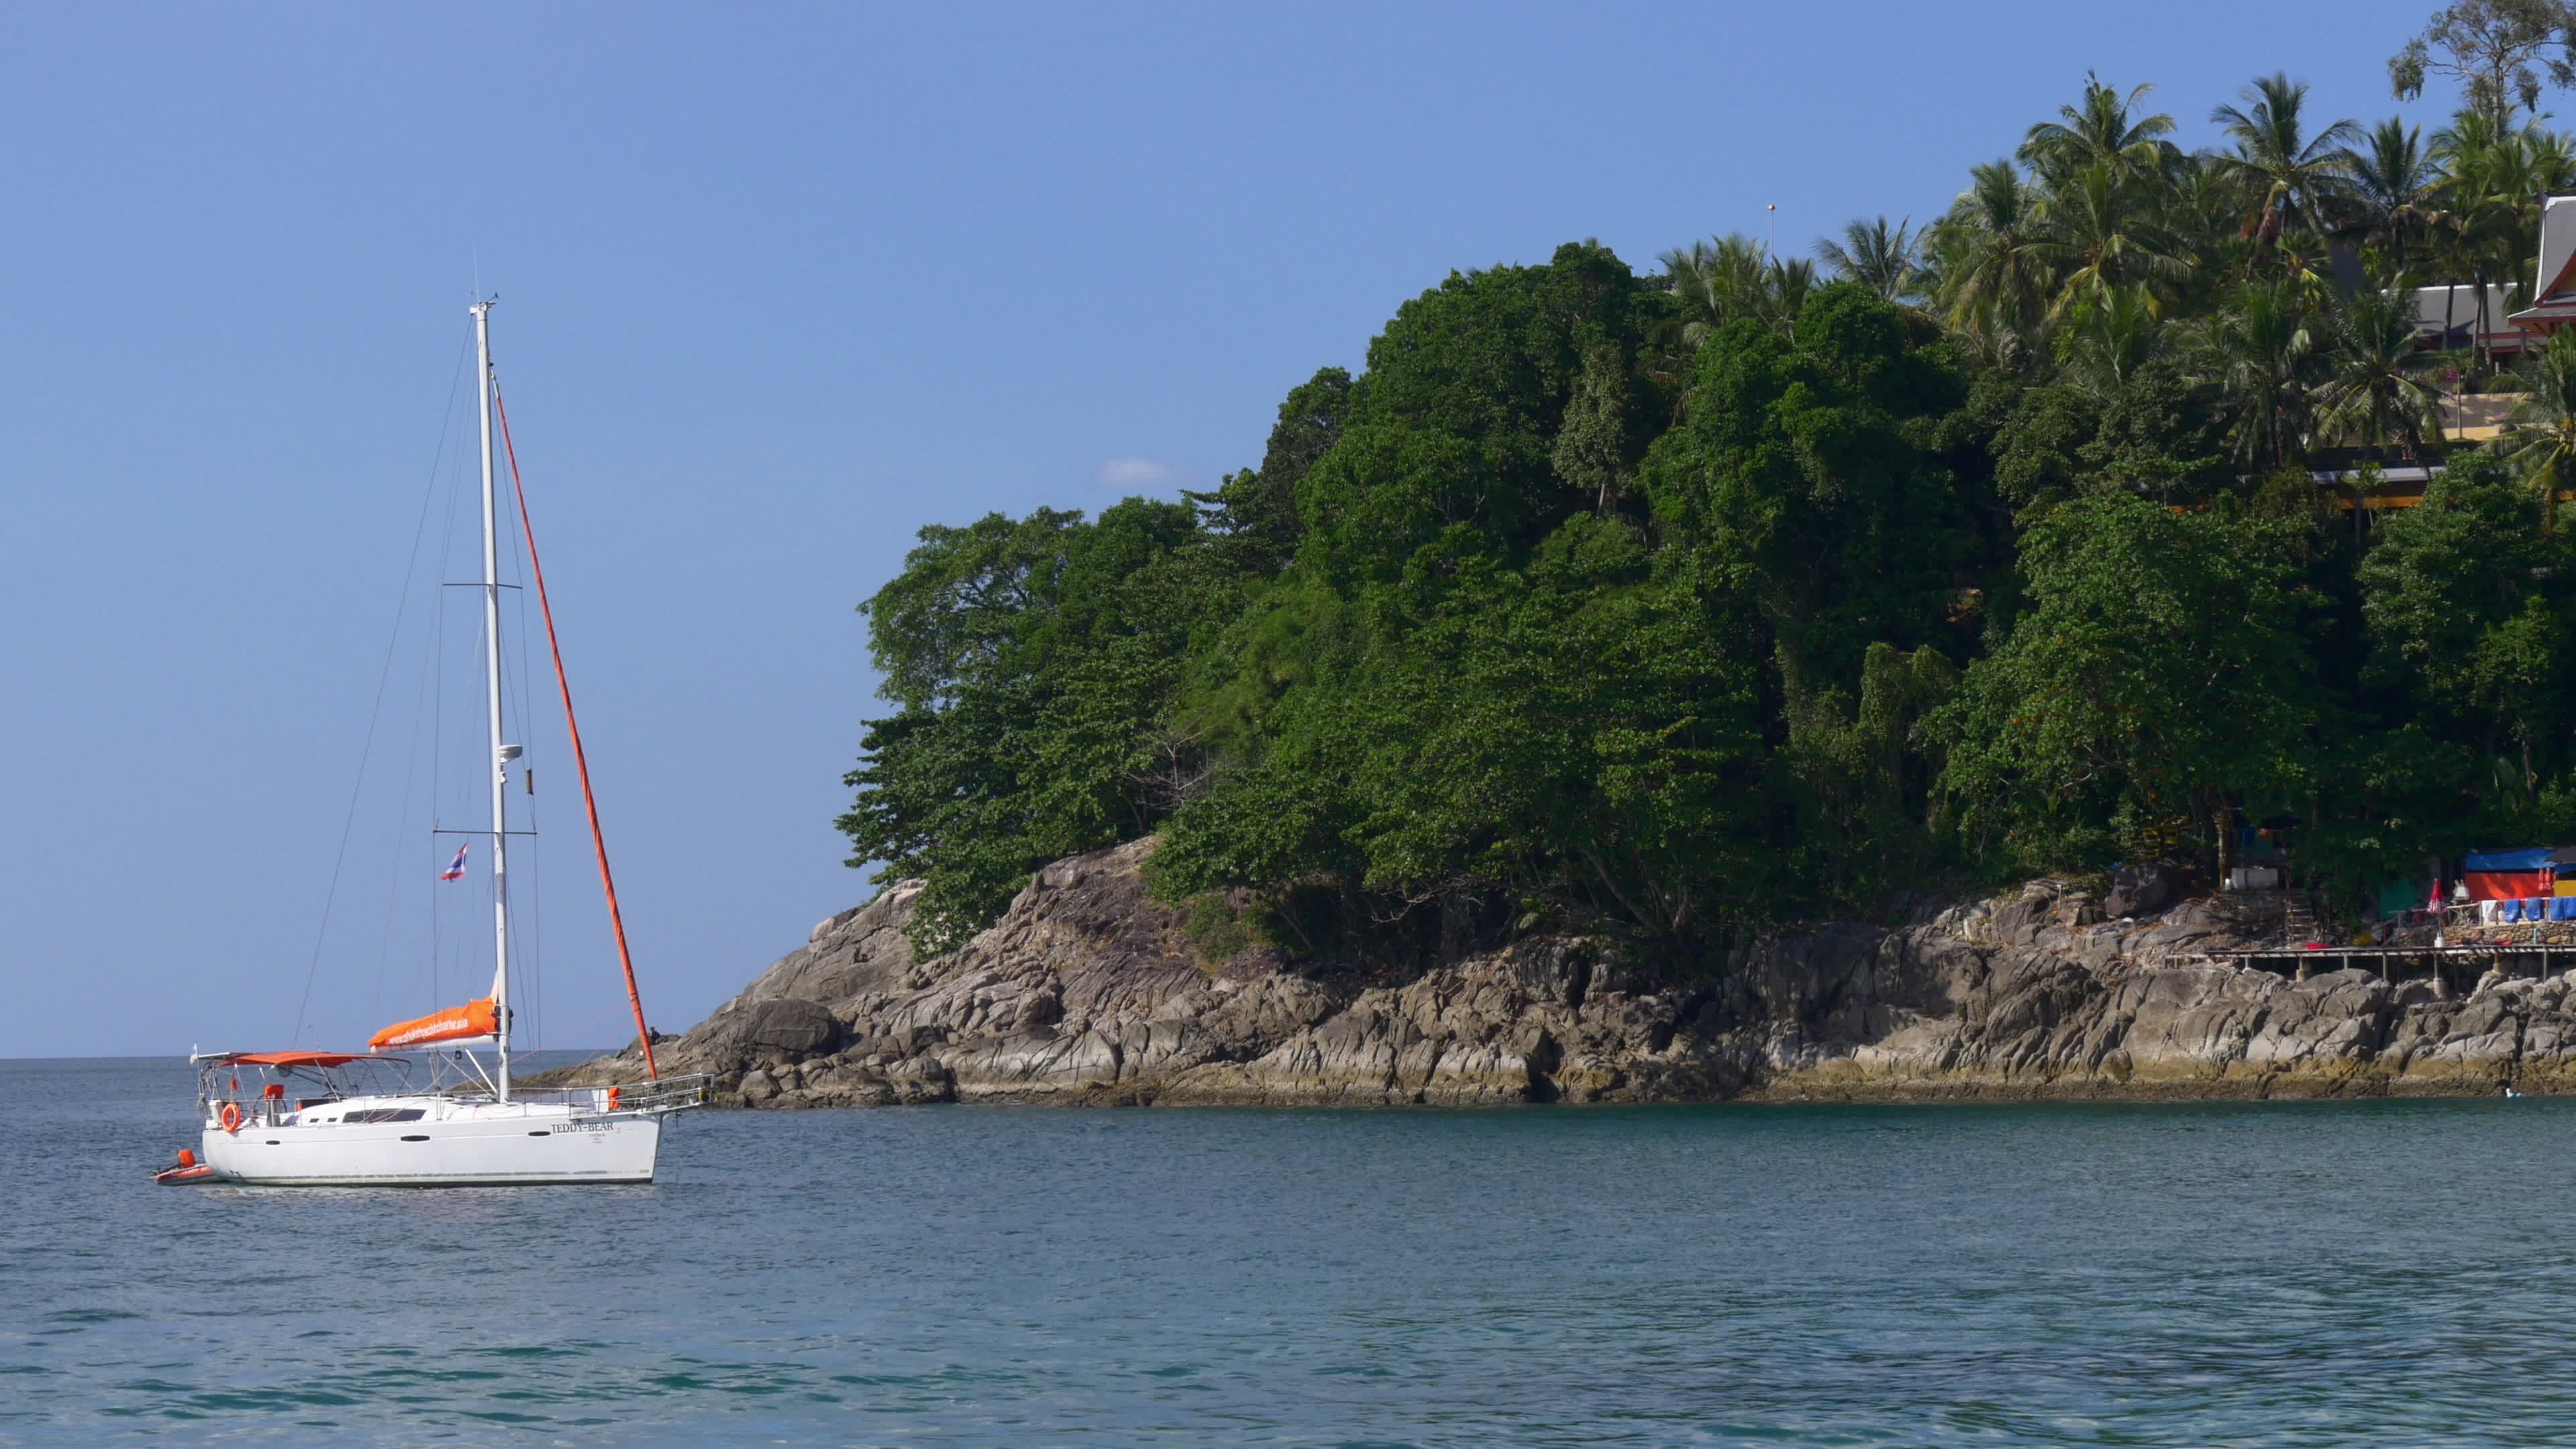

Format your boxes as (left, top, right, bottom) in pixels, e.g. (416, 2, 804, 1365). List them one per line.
(842, 39, 2576, 963)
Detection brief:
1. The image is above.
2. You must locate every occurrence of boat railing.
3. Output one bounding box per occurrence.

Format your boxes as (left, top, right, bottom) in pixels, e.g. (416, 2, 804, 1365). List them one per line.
(512, 1074, 712, 1115)
(610, 1074, 710, 1114)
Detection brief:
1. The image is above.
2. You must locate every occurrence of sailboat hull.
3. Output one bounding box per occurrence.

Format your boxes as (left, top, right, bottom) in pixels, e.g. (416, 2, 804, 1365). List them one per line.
(199, 1106, 665, 1187)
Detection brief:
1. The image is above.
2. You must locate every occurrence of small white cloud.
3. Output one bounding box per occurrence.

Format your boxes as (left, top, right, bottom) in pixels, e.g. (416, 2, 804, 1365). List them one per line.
(1097, 457, 1180, 492)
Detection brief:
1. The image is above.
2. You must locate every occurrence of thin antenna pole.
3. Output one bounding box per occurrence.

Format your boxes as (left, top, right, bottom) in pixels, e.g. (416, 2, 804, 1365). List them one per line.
(472, 298, 513, 1102)
(492, 384, 661, 1081)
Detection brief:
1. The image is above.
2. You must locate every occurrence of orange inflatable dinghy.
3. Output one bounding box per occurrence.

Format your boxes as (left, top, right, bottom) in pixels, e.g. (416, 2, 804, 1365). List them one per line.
(154, 1148, 217, 1185)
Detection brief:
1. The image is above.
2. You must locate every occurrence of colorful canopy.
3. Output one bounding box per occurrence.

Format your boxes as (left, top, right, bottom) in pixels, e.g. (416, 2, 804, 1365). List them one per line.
(2465, 847, 2556, 902)
(369, 998, 499, 1051)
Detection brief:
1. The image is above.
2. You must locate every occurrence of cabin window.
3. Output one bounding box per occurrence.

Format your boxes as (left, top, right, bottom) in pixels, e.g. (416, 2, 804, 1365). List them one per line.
(342, 1108, 427, 1124)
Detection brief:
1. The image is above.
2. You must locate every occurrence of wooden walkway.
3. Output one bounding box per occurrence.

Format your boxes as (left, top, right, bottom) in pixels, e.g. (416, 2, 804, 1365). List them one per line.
(2210, 943, 2576, 990)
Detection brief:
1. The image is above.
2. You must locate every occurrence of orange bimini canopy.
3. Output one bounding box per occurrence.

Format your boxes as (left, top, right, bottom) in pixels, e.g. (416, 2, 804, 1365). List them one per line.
(370, 998, 500, 1051)
(228, 1051, 370, 1067)
(195, 1051, 382, 1068)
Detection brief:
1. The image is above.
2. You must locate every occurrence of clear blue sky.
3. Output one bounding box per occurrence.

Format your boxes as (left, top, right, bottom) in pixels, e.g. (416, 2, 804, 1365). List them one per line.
(0, 3, 2470, 1057)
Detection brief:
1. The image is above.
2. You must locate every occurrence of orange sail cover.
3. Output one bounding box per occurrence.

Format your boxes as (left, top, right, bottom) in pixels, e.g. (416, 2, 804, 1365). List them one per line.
(370, 998, 499, 1050)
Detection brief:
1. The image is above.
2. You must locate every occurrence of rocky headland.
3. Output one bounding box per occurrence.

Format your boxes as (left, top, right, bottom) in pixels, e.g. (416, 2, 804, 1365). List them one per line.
(545, 840, 2576, 1107)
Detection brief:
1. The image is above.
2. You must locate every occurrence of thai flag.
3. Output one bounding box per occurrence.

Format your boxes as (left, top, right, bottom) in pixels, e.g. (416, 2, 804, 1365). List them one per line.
(439, 844, 470, 881)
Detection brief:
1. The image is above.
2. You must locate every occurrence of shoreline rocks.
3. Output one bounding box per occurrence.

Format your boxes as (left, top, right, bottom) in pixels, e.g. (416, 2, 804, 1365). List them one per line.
(539, 843, 2576, 1107)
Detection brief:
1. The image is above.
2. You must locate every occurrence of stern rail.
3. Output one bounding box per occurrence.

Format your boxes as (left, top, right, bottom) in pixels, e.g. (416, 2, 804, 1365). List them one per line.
(514, 1073, 712, 1115)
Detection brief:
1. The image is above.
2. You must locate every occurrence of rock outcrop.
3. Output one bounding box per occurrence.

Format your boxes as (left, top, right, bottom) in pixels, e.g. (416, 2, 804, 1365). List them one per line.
(546, 843, 2576, 1106)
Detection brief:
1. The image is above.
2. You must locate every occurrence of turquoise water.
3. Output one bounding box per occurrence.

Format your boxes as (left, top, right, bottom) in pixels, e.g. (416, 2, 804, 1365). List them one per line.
(5, 1057, 2573, 1446)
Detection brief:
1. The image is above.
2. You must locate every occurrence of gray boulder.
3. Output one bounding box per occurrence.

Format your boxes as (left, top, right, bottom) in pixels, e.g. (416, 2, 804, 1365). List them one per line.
(2105, 863, 2180, 920)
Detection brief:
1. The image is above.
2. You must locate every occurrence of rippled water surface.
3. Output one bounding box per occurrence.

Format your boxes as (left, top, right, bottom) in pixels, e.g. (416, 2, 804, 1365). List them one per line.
(7, 1057, 2575, 1445)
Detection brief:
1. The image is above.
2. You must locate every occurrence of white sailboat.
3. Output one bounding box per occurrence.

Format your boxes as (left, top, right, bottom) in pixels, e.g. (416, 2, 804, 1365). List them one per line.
(166, 301, 704, 1187)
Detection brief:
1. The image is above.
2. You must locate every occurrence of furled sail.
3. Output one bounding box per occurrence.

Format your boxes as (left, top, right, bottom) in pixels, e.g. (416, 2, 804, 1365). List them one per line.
(369, 998, 500, 1050)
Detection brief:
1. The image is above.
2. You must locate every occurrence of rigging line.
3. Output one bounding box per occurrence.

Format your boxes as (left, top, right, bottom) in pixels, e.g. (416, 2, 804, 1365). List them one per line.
(292, 335, 472, 1046)
(429, 396, 470, 1012)
(492, 380, 660, 1078)
(387, 417, 461, 1024)
(506, 477, 546, 1052)
(373, 581, 444, 1032)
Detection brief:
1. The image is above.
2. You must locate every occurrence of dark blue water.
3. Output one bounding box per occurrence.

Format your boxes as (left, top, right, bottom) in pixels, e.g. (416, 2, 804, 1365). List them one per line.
(6, 1057, 2573, 1446)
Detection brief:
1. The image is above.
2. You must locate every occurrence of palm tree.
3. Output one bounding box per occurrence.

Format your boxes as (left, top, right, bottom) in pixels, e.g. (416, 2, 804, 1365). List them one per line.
(2496, 326, 2576, 531)
(2019, 74, 2178, 189)
(2196, 280, 2321, 470)
(2341, 117, 2447, 274)
(2310, 284, 2448, 457)
(1660, 233, 1768, 347)
(2525, 125, 2576, 193)
(1764, 256, 1817, 331)
(2465, 125, 2576, 293)
(2025, 159, 2190, 319)
(2160, 151, 2257, 307)
(2054, 284, 2163, 395)
(2269, 235, 2352, 314)
(1659, 236, 1819, 343)
(2431, 115, 2576, 374)
(2210, 73, 2363, 250)
(1929, 160, 2053, 363)
(2431, 102, 2510, 179)
(1815, 216, 1921, 302)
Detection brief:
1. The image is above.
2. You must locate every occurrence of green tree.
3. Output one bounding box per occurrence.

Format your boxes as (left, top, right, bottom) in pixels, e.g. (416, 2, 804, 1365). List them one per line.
(2497, 313, 2576, 533)
(1764, 256, 1819, 332)
(1189, 366, 1354, 575)
(2162, 152, 2258, 283)
(839, 500, 1227, 951)
(1642, 284, 1982, 710)
(1154, 515, 1784, 956)
(1815, 216, 1923, 303)
(1929, 494, 2320, 875)
(2300, 724, 2481, 906)
(2079, 357, 2234, 502)
(2469, 593, 2573, 796)
(1778, 640, 1960, 906)
(2196, 280, 2321, 471)
(2054, 284, 2165, 396)
(2018, 74, 2178, 189)
(1354, 240, 1664, 535)
(2210, 73, 2362, 251)
(1930, 160, 2054, 364)
(2391, 0, 2576, 133)
(2341, 117, 2447, 273)
(1153, 241, 1776, 959)
(1552, 340, 1639, 508)
(2359, 451, 2556, 733)
(2025, 160, 2190, 319)
(2310, 283, 2448, 457)
(1660, 233, 1770, 347)
(1292, 424, 1523, 587)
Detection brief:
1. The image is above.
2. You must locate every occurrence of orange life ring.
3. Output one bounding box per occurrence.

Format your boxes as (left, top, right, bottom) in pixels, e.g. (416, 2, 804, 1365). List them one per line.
(219, 1103, 244, 1134)
(606, 1087, 621, 1112)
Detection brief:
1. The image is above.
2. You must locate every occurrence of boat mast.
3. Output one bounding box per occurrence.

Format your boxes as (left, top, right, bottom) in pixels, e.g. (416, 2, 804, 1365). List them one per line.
(472, 299, 515, 1102)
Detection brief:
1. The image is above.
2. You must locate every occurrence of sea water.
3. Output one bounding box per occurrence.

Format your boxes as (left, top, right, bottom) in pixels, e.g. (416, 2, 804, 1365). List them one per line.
(5, 1056, 2574, 1446)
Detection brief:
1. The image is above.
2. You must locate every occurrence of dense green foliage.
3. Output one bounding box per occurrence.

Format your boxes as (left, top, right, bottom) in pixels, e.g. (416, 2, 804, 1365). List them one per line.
(844, 47, 2576, 959)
